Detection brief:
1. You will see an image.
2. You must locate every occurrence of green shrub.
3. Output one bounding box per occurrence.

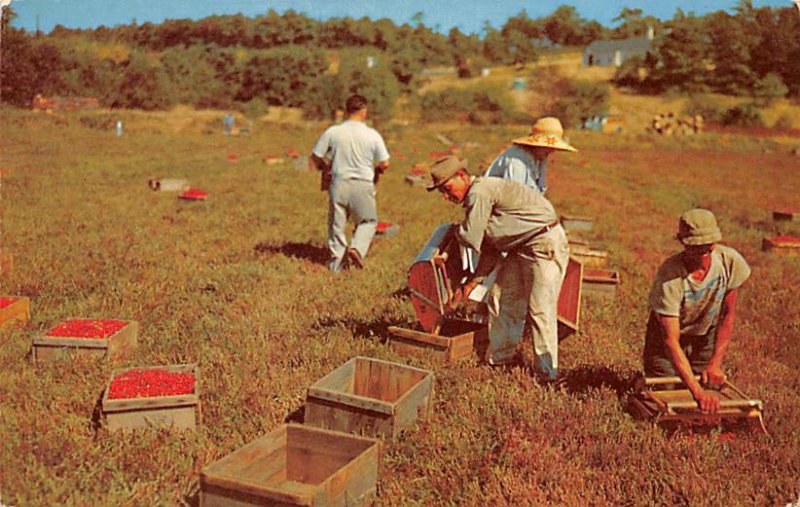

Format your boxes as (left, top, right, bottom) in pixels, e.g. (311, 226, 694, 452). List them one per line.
(682, 95, 728, 124)
(419, 83, 520, 124)
(548, 79, 609, 129)
(773, 113, 793, 130)
(722, 102, 763, 127)
(752, 72, 788, 106)
(237, 45, 328, 107)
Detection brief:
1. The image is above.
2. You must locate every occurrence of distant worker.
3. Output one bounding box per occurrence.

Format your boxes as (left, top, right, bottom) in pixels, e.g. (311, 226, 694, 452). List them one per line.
(643, 209, 751, 413)
(223, 114, 234, 136)
(311, 94, 390, 272)
(428, 156, 569, 381)
(484, 117, 577, 194)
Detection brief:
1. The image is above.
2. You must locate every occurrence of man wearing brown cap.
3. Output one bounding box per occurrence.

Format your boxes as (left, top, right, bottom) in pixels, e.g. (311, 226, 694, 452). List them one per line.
(484, 117, 577, 194)
(644, 209, 751, 413)
(428, 156, 569, 381)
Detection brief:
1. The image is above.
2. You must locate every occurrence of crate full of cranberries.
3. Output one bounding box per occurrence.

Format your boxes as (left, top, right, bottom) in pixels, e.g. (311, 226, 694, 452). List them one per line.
(32, 318, 138, 363)
(101, 363, 200, 431)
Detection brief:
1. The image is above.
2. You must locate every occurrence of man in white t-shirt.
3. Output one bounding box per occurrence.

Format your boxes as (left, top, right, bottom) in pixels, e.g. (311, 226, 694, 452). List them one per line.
(643, 209, 751, 413)
(311, 95, 390, 272)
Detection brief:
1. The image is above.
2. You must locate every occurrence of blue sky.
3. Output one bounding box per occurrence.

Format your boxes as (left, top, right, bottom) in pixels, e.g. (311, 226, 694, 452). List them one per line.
(5, 0, 794, 35)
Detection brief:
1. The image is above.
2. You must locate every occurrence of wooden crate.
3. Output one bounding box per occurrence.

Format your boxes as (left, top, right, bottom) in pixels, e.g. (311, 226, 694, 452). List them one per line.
(762, 235, 800, 256)
(570, 245, 609, 268)
(772, 209, 799, 222)
(560, 215, 594, 232)
(32, 319, 138, 362)
(200, 424, 381, 507)
(101, 363, 200, 431)
(148, 178, 189, 192)
(582, 268, 621, 298)
(628, 376, 765, 431)
(388, 318, 488, 362)
(557, 256, 583, 340)
(0, 296, 30, 330)
(305, 357, 434, 440)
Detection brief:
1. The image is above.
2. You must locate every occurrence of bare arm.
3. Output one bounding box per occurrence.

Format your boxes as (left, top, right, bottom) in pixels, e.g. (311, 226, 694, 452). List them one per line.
(658, 314, 720, 413)
(702, 289, 738, 386)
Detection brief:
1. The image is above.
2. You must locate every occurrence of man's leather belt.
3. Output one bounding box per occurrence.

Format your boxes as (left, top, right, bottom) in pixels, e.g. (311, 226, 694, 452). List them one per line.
(529, 219, 560, 241)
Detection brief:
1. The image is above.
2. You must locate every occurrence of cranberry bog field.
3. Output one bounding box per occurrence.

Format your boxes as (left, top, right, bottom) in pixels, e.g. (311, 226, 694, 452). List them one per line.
(1, 107, 799, 505)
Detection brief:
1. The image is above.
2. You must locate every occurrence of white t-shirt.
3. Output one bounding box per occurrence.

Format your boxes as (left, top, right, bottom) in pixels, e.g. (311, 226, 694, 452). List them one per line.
(649, 244, 751, 336)
(312, 120, 389, 182)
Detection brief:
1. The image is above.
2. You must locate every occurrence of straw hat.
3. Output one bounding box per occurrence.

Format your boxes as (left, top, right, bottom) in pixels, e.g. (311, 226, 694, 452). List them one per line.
(512, 117, 577, 152)
(427, 156, 468, 191)
(676, 209, 722, 246)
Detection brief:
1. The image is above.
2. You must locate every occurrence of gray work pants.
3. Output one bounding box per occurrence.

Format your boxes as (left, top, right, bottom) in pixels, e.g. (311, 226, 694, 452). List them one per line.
(486, 225, 569, 379)
(327, 179, 377, 271)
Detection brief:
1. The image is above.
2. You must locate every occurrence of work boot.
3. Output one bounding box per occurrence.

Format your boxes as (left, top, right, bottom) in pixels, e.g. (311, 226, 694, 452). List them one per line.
(346, 248, 364, 269)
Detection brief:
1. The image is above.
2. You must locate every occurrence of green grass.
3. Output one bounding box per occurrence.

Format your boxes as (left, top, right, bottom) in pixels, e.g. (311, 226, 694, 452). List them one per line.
(1, 107, 799, 505)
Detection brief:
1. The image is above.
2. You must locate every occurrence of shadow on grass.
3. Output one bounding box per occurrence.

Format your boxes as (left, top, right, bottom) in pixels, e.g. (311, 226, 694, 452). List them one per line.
(313, 313, 409, 343)
(558, 364, 640, 399)
(284, 405, 305, 424)
(254, 241, 329, 265)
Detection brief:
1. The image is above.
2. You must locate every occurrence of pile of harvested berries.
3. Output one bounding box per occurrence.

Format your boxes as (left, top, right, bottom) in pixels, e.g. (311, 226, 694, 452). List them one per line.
(108, 368, 196, 399)
(46, 319, 127, 339)
(179, 188, 209, 201)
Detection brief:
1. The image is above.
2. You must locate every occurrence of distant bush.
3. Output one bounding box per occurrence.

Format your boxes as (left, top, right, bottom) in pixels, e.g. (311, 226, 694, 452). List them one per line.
(304, 54, 400, 123)
(682, 95, 728, 124)
(419, 83, 520, 124)
(612, 55, 646, 89)
(236, 45, 328, 106)
(721, 103, 763, 127)
(752, 72, 788, 106)
(548, 79, 609, 128)
(773, 113, 793, 130)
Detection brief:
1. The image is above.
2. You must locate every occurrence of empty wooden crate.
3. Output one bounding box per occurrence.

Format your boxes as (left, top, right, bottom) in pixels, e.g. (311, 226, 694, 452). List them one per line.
(388, 318, 487, 362)
(762, 235, 800, 256)
(305, 357, 434, 439)
(32, 318, 138, 362)
(560, 215, 594, 232)
(772, 209, 799, 222)
(200, 424, 381, 507)
(582, 268, 621, 297)
(0, 296, 30, 330)
(101, 363, 200, 431)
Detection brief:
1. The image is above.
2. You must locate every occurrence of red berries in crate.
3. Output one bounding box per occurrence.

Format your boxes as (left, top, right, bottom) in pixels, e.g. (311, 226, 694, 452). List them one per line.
(179, 188, 209, 201)
(46, 319, 127, 339)
(226, 154, 239, 163)
(108, 368, 196, 399)
(0, 297, 19, 309)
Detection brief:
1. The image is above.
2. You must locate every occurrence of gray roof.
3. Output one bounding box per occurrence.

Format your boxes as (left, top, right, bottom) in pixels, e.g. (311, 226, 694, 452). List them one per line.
(585, 36, 652, 55)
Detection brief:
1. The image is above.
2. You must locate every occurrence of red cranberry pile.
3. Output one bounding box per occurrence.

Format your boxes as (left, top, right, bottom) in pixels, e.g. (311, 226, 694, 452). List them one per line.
(108, 368, 196, 399)
(0, 297, 19, 309)
(376, 221, 392, 233)
(179, 188, 209, 201)
(46, 319, 127, 339)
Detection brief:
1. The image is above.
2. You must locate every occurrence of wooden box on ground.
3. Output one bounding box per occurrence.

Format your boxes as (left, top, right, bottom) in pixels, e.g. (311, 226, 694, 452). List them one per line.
(570, 243, 609, 268)
(148, 178, 189, 192)
(560, 215, 594, 232)
(200, 424, 381, 507)
(0, 296, 30, 330)
(388, 318, 488, 362)
(582, 268, 621, 298)
(305, 357, 434, 440)
(628, 377, 765, 431)
(772, 209, 799, 222)
(762, 236, 800, 256)
(32, 319, 138, 362)
(557, 256, 583, 340)
(101, 363, 200, 431)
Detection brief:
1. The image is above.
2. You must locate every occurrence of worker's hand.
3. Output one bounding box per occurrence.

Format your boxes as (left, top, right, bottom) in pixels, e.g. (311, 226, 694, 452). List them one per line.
(448, 280, 478, 310)
(701, 364, 726, 389)
(693, 388, 721, 414)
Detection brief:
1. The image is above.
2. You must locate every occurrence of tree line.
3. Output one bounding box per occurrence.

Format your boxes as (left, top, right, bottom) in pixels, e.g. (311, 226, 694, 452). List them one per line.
(1, 4, 798, 121)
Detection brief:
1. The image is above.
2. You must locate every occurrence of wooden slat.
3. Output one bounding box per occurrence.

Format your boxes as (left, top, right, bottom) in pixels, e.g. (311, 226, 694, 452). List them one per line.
(307, 387, 394, 415)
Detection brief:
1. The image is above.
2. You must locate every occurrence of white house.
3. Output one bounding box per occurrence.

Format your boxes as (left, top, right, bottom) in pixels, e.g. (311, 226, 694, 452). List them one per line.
(583, 27, 655, 67)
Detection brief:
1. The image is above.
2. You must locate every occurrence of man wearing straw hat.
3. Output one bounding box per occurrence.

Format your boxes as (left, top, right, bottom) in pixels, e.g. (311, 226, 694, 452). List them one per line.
(643, 209, 751, 413)
(428, 156, 569, 381)
(484, 117, 577, 193)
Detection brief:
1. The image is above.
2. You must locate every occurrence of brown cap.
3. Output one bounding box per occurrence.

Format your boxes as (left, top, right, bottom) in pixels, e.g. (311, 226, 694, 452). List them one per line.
(427, 156, 468, 191)
(676, 208, 722, 245)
